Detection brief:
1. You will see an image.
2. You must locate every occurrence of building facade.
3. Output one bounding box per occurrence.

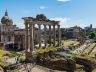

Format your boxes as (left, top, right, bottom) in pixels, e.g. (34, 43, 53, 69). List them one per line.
(84, 24, 92, 33)
(0, 10, 19, 45)
(64, 26, 85, 39)
(0, 11, 40, 49)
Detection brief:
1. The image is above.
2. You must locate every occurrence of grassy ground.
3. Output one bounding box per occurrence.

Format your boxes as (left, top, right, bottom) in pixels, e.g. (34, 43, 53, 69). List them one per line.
(81, 43, 96, 57)
(12, 69, 19, 72)
(36, 46, 61, 54)
(0, 49, 19, 69)
(83, 43, 96, 54)
(0, 49, 9, 59)
(62, 40, 80, 46)
(0, 49, 18, 60)
(0, 61, 10, 68)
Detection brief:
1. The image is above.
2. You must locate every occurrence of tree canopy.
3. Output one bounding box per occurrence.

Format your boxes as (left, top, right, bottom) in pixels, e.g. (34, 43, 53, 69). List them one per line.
(88, 32, 96, 39)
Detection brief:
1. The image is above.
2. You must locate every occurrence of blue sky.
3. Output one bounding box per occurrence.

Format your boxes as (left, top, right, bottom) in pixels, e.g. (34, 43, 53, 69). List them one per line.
(0, 0, 96, 28)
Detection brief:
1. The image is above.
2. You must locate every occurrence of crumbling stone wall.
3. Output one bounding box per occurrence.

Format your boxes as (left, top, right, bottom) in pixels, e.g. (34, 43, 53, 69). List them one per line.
(75, 56, 96, 72)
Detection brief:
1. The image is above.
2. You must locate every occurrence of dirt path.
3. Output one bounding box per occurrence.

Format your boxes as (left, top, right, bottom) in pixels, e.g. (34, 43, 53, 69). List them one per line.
(19, 65, 49, 72)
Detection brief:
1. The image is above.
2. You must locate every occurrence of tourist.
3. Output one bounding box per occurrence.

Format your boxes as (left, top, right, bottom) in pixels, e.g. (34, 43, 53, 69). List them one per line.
(15, 57, 17, 63)
(26, 64, 31, 72)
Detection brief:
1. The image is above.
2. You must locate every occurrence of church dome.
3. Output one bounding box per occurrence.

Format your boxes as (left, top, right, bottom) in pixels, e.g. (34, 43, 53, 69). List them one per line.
(1, 10, 13, 24)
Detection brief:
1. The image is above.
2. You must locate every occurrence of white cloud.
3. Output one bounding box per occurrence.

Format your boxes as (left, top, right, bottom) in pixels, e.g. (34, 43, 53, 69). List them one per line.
(40, 6, 47, 10)
(57, 0, 71, 2)
(50, 17, 70, 28)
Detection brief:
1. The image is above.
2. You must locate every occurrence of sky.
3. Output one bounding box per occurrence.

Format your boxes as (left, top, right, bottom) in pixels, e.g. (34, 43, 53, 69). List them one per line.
(0, 0, 96, 28)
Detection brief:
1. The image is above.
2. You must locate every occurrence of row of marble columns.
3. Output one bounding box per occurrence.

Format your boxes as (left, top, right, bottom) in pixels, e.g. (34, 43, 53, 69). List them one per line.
(23, 17, 61, 61)
(37, 24, 60, 48)
(24, 22, 60, 52)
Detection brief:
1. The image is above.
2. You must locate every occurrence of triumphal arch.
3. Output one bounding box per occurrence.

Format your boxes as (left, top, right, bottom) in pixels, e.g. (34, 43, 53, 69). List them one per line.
(22, 14, 60, 62)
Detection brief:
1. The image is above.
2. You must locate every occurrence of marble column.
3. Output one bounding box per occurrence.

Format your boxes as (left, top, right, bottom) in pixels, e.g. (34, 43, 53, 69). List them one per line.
(49, 25, 52, 46)
(29, 24, 32, 51)
(30, 24, 34, 52)
(53, 25, 56, 46)
(23, 35, 25, 49)
(25, 23, 29, 51)
(18, 36, 21, 50)
(57, 25, 60, 46)
(38, 24, 41, 48)
(44, 24, 47, 47)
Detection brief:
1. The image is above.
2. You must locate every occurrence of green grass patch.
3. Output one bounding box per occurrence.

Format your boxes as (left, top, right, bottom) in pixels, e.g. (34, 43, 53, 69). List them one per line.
(12, 69, 19, 72)
(9, 51, 17, 58)
(0, 49, 18, 60)
(0, 62, 11, 68)
(62, 40, 80, 46)
(36, 46, 61, 54)
(18, 55, 26, 62)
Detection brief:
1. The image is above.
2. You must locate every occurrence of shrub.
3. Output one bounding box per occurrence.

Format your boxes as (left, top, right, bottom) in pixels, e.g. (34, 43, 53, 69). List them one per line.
(0, 62, 10, 69)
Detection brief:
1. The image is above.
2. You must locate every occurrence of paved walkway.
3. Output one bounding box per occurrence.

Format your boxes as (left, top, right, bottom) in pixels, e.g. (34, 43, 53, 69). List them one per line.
(72, 44, 87, 54)
(20, 67, 46, 72)
(6, 57, 16, 64)
(19, 65, 49, 72)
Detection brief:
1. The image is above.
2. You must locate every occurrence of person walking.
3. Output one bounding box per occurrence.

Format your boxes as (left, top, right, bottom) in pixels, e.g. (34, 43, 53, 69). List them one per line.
(26, 64, 31, 72)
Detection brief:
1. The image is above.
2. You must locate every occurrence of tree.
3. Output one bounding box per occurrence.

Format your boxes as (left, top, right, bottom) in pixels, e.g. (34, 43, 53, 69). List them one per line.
(60, 28, 66, 40)
(88, 32, 96, 39)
